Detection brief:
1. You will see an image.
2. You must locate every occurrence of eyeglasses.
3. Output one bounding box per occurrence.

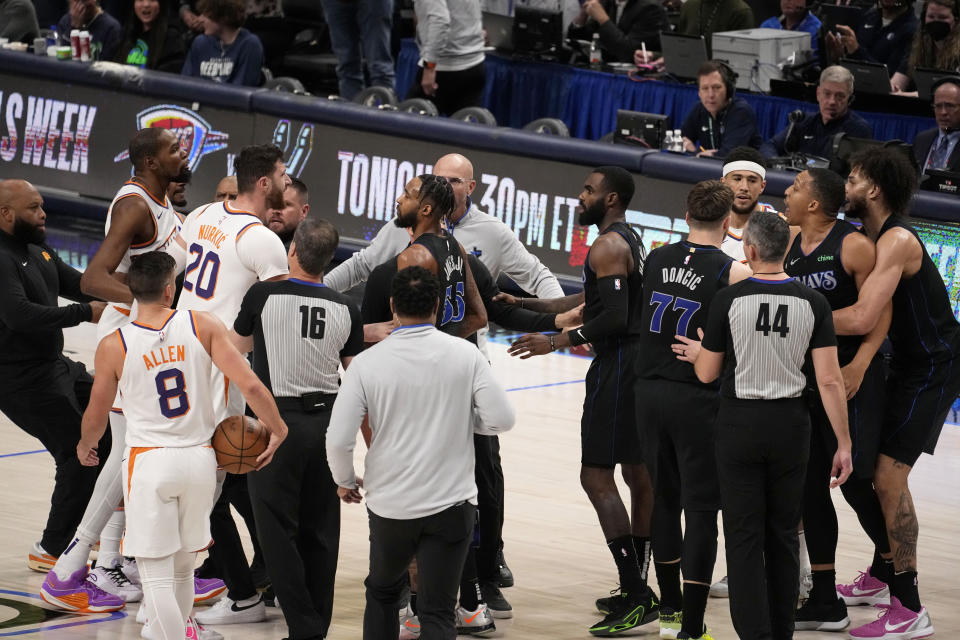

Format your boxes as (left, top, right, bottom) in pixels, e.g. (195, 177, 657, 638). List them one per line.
(933, 102, 960, 111)
(441, 177, 465, 184)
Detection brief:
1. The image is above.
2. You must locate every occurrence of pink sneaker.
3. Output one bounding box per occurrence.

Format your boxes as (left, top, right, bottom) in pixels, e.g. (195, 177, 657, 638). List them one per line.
(849, 597, 934, 639)
(193, 575, 226, 604)
(837, 567, 891, 606)
(40, 567, 126, 613)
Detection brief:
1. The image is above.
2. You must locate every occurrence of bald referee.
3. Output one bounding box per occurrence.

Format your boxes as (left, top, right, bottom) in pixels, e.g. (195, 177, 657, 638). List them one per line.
(232, 218, 364, 639)
(688, 213, 853, 640)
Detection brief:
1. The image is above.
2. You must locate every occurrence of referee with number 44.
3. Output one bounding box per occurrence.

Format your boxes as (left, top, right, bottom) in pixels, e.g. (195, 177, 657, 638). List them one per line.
(680, 213, 853, 640)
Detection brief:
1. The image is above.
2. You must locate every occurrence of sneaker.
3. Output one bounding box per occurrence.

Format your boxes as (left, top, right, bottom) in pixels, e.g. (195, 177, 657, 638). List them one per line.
(142, 617, 224, 640)
(659, 607, 682, 638)
(40, 567, 125, 613)
(194, 595, 266, 625)
(88, 563, 143, 602)
(121, 557, 141, 587)
(497, 550, 514, 588)
(676, 629, 715, 640)
(708, 576, 728, 598)
(596, 586, 630, 615)
(193, 573, 226, 605)
(794, 596, 850, 631)
(589, 589, 659, 636)
(136, 603, 148, 625)
(29, 541, 57, 573)
(480, 581, 513, 619)
(837, 568, 891, 606)
(455, 604, 496, 636)
(799, 566, 813, 600)
(848, 597, 934, 639)
(399, 605, 420, 640)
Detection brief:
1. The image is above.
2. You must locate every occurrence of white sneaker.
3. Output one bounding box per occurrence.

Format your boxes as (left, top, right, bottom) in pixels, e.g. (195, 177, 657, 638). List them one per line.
(88, 563, 143, 602)
(141, 617, 224, 640)
(122, 558, 141, 587)
(709, 575, 729, 598)
(455, 604, 495, 636)
(194, 596, 266, 625)
(136, 604, 149, 625)
(28, 541, 57, 573)
(399, 604, 420, 639)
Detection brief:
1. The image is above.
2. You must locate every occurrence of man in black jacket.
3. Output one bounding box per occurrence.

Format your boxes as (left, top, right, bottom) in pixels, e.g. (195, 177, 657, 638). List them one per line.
(914, 77, 960, 174)
(567, 0, 670, 62)
(0, 179, 108, 567)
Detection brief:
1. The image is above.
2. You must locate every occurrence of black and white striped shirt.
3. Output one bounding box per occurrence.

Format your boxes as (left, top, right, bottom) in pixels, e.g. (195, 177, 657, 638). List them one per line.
(702, 277, 836, 400)
(234, 278, 364, 397)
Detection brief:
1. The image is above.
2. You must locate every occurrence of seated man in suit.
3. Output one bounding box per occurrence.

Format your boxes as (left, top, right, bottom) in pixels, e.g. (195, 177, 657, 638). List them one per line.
(567, 0, 671, 62)
(915, 77, 960, 174)
(760, 65, 872, 158)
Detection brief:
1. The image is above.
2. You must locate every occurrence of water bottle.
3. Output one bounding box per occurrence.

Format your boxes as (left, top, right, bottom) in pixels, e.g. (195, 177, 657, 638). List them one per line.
(663, 130, 674, 151)
(673, 129, 683, 152)
(47, 26, 58, 57)
(589, 33, 601, 67)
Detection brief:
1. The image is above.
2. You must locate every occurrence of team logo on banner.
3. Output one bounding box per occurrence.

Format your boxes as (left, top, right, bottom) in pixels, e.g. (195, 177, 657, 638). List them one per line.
(113, 105, 228, 171)
(272, 119, 313, 177)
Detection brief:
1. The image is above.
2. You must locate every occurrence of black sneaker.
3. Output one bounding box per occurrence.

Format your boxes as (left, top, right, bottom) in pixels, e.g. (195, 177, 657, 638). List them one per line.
(794, 596, 850, 631)
(480, 580, 513, 619)
(589, 588, 659, 636)
(497, 550, 514, 588)
(595, 586, 629, 615)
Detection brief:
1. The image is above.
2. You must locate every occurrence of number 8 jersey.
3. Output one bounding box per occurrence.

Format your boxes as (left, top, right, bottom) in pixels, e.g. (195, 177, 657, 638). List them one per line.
(116, 310, 217, 447)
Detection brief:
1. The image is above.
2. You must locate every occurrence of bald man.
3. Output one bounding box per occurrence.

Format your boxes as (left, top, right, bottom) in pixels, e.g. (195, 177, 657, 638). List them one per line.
(0, 179, 109, 573)
(215, 175, 238, 202)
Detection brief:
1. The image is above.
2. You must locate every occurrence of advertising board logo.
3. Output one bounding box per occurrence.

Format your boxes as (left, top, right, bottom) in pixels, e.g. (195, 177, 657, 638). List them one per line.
(113, 105, 228, 171)
(273, 119, 313, 177)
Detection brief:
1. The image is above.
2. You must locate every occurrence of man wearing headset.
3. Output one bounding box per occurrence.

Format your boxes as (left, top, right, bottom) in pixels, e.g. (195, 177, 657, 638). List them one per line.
(913, 76, 960, 175)
(759, 65, 873, 159)
(680, 60, 763, 158)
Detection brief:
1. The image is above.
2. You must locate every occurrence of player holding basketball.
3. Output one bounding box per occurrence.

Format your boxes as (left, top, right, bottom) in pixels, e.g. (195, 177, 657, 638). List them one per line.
(76, 251, 286, 640)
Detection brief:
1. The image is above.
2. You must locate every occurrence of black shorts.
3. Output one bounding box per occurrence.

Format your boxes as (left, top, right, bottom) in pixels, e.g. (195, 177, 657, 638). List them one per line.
(637, 378, 721, 511)
(808, 356, 885, 479)
(580, 341, 645, 467)
(879, 356, 960, 466)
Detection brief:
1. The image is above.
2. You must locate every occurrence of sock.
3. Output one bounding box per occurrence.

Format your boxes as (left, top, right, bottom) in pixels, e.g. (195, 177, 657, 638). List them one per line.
(173, 551, 196, 621)
(890, 570, 921, 612)
(459, 578, 482, 611)
(810, 569, 837, 603)
(608, 535, 642, 594)
(53, 536, 94, 581)
(798, 530, 811, 573)
(654, 561, 682, 610)
(97, 509, 125, 569)
(410, 592, 418, 616)
(236, 594, 261, 607)
(871, 551, 893, 584)
(632, 536, 651, 584)
(140, 555, 186, 640)
(681, 582, 709, 637)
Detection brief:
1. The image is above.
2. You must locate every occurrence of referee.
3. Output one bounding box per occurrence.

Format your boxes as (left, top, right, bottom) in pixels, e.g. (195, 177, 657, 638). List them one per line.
(691, 213, 853, 640)
(233, 218, 364, 640)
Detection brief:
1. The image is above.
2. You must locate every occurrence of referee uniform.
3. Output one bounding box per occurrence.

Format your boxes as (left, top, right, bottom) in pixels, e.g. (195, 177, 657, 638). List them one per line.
(235, 277, 363, 639)
(702, 276, 836, 639)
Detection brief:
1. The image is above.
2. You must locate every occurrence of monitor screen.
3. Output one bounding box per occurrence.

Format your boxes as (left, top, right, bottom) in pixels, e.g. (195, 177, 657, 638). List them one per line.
(614, 110, 670, 149)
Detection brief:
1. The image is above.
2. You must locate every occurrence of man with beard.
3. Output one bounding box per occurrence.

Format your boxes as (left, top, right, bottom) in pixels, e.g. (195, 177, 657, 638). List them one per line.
(508, 166, 660, 637)
(42, 128, 199, 611)
(267, 177, 310, 248)
(719, 146, 779, 264)
(0, 179, 108, 597)
(829, 149, 960, 638)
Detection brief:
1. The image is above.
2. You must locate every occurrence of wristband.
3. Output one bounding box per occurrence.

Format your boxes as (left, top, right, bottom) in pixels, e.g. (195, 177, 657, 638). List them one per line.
(424, 61, 437, 70)
(549, 334, 556, 351)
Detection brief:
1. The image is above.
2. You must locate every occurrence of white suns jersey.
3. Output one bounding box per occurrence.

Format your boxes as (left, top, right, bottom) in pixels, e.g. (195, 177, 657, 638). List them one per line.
(176, 200, 288, 326)
(720, 203, 780, 264)
(117, 310, 216, 447)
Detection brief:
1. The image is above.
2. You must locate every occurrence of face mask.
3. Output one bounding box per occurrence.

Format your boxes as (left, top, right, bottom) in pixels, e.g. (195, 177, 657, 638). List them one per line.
(925, 20, 952, 41)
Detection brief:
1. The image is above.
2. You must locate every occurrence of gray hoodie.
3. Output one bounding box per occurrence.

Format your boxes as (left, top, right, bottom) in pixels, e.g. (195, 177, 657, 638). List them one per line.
(414, 0, 486, 71)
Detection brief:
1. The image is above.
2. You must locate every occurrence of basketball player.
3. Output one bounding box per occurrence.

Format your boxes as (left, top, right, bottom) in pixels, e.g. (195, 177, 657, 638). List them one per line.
(830, 149, 960, 638)
(637, 181, 750, 640)
(691, 213, 852, 640)
(75, 251, 287, 640)
(178, 144, 290, 625)
(214, 176, 238, 202)
(41, 128, 194, 610)
(719, 147, 779, 263)
(508, 166, 660, 636)
(782, 168, 893, 630)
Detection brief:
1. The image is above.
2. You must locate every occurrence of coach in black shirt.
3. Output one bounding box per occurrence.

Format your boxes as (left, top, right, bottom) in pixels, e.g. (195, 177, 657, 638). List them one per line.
(681, 61, 763, 158)
(0, 179, 107, 561)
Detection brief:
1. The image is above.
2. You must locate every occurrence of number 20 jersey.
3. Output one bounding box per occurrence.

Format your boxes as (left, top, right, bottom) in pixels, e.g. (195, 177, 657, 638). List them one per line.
(637, 241, 735, 386)
(117, 310, 216, 448)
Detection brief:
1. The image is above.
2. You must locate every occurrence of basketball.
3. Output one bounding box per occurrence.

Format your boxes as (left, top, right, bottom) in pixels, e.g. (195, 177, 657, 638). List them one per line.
(212, 415, 268, 474)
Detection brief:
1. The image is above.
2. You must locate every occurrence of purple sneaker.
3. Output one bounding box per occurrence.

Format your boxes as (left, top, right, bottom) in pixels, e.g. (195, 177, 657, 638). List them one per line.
(40, 567, 125, 613)
(849, 597, 934, 639)
(837, 567, 891, 606)
(193, 571, 226, 604)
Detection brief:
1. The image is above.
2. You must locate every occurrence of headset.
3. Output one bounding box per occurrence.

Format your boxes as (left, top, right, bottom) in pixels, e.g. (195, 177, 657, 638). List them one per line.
(715, 60, 738, 99)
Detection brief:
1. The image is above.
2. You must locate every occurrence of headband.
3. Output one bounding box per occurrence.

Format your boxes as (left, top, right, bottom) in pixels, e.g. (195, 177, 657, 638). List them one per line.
(722, 160, 766, 180)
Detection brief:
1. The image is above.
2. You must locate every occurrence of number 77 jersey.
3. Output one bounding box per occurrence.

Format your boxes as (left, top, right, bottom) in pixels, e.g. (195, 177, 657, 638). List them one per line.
(637, 241, 736, 386)
(176, 201, 289, 326)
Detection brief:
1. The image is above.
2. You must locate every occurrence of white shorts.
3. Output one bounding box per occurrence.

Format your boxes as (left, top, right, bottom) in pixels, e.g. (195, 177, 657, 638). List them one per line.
(122, 446, 217, 558)
(212, 369, 246, 425)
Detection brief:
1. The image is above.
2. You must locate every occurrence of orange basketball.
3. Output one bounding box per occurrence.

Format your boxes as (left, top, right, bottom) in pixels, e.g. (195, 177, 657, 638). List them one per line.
(212, 415, 268, 474)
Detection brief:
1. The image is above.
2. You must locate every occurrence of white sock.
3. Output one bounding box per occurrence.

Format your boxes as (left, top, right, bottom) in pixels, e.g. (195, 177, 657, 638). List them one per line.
(97, 509, 125, 569)
(799, 530, 811, 572)
(140, 555, 185, 640)
(53, 536, 95, 581)
(174, 550, 196, 621)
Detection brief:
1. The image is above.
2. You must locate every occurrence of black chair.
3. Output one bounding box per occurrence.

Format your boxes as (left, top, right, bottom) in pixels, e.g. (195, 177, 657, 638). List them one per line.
(397, 98, 439, 116)
(354, 86, 399, 108)
(450, 106, 497, 126)
(264, 76, 308, 94)
(523, 117, 570, 136)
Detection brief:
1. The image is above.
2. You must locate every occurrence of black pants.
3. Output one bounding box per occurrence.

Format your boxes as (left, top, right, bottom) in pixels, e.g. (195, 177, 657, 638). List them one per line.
(208, 473, 259, 601)
(473, 434, 504, 584)
(0, 357, 109, 556)
(248, 401, 340, 640)
(407, 61, 486, 116)
(716, 398, 810, 640)
(364, 503, 476, 640)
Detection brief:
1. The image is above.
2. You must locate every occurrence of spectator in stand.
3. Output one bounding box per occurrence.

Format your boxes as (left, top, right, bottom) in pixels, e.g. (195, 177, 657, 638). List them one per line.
(319, 0, 395, 100)
(57, 0, 122, 61)
(566, 0, 671, 63)
(890, 0, 960, 95)
(0, 0, 40, 42)
(760, 65, 872, 158)
(678, 0, 754, 51)
(114, 0, 185, 72)
(759, 0, 821, 52)
(681, 61, 763, 157)
(408, 0, 486, 116)
(181, 0, 263, 86)
(825, 0, 918, 76)
(914, 77, 960, 174)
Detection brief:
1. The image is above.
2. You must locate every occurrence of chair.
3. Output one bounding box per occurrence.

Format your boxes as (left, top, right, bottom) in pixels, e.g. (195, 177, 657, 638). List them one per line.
(397, 98, 439, 116)
(522, 117, 570, 136)
(264, 76, 308, 94)
(353, 86, 399, 108)
(450, 107, 497, 126)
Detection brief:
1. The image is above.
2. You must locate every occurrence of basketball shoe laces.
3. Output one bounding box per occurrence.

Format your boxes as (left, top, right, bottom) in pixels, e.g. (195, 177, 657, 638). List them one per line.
(103, 565, 133, 588)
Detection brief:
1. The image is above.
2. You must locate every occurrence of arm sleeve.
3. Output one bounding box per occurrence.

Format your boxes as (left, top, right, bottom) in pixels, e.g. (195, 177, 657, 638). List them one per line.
(718, 102, 760, 156)
(326, 363, 366, 488)
(471, 350, 515, 435)
(495, 225, 565, 298)
(53, 248, 94, 303)
(568, 275, 628, 346)
(701, 291, 730, 352)
(234, 34, 264, 86)
(340, 303, 366, 357)
(233, 282, 268, 336)
(0, 257, 92, 331)
(809, 292, 838, 349)
(325, 221, 410, 292)
(414, 0, 451, 63)
(236, 225, 289, 281)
